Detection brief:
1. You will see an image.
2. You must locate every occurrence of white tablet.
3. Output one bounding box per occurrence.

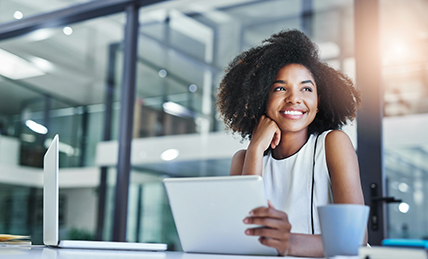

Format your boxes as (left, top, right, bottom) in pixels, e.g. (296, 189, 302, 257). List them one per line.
(163, 175, 278, 256)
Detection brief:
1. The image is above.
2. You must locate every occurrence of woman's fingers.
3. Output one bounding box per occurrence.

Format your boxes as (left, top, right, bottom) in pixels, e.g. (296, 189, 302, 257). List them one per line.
(249, 206, 287, 219)
(244, 215, 290, 232)
(243, 206, 291, 238)
(267, 118, 281, 149)
(271, 126, 281, 149)
(245, 226, 287, 240)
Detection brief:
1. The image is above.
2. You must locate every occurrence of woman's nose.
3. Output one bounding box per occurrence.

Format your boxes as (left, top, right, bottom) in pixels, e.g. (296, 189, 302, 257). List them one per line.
(285, 90, 302, 104)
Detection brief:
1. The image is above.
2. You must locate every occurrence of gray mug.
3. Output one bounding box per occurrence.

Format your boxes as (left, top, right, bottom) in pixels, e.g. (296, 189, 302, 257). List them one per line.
(318, 204, 369, 258)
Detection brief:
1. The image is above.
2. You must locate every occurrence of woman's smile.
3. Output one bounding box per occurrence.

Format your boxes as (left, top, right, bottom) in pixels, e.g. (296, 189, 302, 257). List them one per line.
(280, 108, 306, 119)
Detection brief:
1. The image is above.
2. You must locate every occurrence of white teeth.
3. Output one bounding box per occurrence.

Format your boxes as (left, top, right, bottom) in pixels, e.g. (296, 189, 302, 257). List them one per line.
(281, 110, 303, 115)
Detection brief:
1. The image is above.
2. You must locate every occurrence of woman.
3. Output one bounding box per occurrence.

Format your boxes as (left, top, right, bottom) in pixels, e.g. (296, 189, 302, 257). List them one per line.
(216, 29, 365, 257)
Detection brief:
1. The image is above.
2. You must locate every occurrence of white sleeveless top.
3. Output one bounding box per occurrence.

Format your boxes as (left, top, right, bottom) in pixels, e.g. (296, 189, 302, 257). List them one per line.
(262, 130, 333, 235)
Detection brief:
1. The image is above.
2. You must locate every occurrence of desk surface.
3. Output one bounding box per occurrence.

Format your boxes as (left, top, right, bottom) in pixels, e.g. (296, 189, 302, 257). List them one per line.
(0, 246, 359, 259)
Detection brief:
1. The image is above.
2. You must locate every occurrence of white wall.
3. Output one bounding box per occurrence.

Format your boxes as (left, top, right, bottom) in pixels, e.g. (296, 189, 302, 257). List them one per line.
(0, 135, 19, 165)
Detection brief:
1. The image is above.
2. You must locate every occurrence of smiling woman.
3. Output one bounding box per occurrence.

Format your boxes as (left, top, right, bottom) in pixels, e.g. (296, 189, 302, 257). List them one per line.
(217, 29, 364, 257)
(217, 30, 360, 142)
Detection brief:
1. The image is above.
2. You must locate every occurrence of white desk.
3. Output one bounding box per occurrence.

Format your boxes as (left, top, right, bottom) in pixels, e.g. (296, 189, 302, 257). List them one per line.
(0, 246, 360, 259)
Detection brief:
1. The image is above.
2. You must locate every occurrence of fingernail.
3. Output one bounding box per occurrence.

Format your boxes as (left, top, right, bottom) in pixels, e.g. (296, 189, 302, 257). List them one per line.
(249, 211, 254, 216)
(243, 218, 248, 224)
(245, 230, 250, 235)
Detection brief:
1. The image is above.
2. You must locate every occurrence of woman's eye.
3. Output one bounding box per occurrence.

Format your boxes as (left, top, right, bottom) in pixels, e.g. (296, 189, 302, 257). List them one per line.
(274, 86, 285, 91)
(303, 87, 313, 92)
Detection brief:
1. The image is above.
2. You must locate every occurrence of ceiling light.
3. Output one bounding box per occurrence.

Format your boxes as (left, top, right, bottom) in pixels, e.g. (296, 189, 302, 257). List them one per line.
(162, 101, 194, 118)
(398, 182, 409, 193)
(189, 84, 198, 93)
(25, 120, 48, 135)
(63, 26, 73, 35)
(26, 28, 55, 42)
(13, 11, 23, 20)
(160, 149, 179, 161)
(29, 57, 54, 72)
(0, 48, 45, 79)
(158, 69, 167, 78)
(398, 202, 409, 214)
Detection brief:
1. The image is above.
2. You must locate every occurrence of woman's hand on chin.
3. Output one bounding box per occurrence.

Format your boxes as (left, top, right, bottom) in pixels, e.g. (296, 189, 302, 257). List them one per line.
(249, 115, 281, 153)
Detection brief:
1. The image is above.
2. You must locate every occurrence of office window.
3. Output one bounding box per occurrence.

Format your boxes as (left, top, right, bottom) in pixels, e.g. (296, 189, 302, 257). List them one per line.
(0, 12, 125, 244)
(380, 0, 428, 240)
(0, 12, 125, 167)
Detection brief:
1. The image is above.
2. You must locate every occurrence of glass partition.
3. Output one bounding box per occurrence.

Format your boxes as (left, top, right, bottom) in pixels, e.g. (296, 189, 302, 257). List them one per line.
(380, 0, 428, 239)
(102, 167, 180, 248)
(0, 12, 125, 244)
(0, 12, 125, 168)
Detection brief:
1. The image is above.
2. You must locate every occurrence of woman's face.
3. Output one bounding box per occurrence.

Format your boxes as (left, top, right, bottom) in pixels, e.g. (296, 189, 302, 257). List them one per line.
(266, 63, 318, 135)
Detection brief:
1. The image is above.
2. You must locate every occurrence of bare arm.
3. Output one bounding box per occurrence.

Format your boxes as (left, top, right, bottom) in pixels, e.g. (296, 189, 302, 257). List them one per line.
(230, 115, 281, 176)
(288, 233, 323, 257)
(288, 130, 366, 257)
(325, 130, 364, 205)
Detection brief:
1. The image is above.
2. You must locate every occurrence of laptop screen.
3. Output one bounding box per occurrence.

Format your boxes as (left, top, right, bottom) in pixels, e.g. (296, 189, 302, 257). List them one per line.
(43, 134, 59, 246)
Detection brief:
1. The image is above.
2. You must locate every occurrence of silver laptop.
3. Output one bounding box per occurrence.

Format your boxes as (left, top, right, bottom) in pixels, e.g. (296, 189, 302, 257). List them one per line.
(163, 176, 278, 256)
(43, 134, 167, 251)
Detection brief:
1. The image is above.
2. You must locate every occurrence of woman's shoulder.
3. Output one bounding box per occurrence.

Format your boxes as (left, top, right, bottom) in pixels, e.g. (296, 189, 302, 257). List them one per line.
(323, 130, 355, 160)
(324, 130, 352, 145)
(312, 130, 353, 153)
(230, 149, 247, 176)
(232, 149, 247, 160)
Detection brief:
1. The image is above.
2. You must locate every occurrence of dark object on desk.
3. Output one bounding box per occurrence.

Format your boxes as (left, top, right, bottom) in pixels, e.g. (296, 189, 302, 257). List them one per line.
(359, 246, 428, 259)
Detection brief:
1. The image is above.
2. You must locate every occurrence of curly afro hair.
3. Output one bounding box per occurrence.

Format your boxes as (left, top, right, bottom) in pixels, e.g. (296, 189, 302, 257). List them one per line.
(216, 29, 360, 140)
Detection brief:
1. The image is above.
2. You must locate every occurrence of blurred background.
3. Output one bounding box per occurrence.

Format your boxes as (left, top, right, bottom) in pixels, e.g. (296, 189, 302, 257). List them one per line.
(0, 0, 427, 249)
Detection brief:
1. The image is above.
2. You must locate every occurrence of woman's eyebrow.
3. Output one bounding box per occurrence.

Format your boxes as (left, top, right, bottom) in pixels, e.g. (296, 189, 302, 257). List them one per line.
(301, 80, 314, 86)
(272, 80, 286, 85)
(272, 80, 314, 85)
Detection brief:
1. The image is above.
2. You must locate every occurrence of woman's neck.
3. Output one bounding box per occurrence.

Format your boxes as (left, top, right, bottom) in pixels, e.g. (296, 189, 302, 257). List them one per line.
(271, 130, 309, 159)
